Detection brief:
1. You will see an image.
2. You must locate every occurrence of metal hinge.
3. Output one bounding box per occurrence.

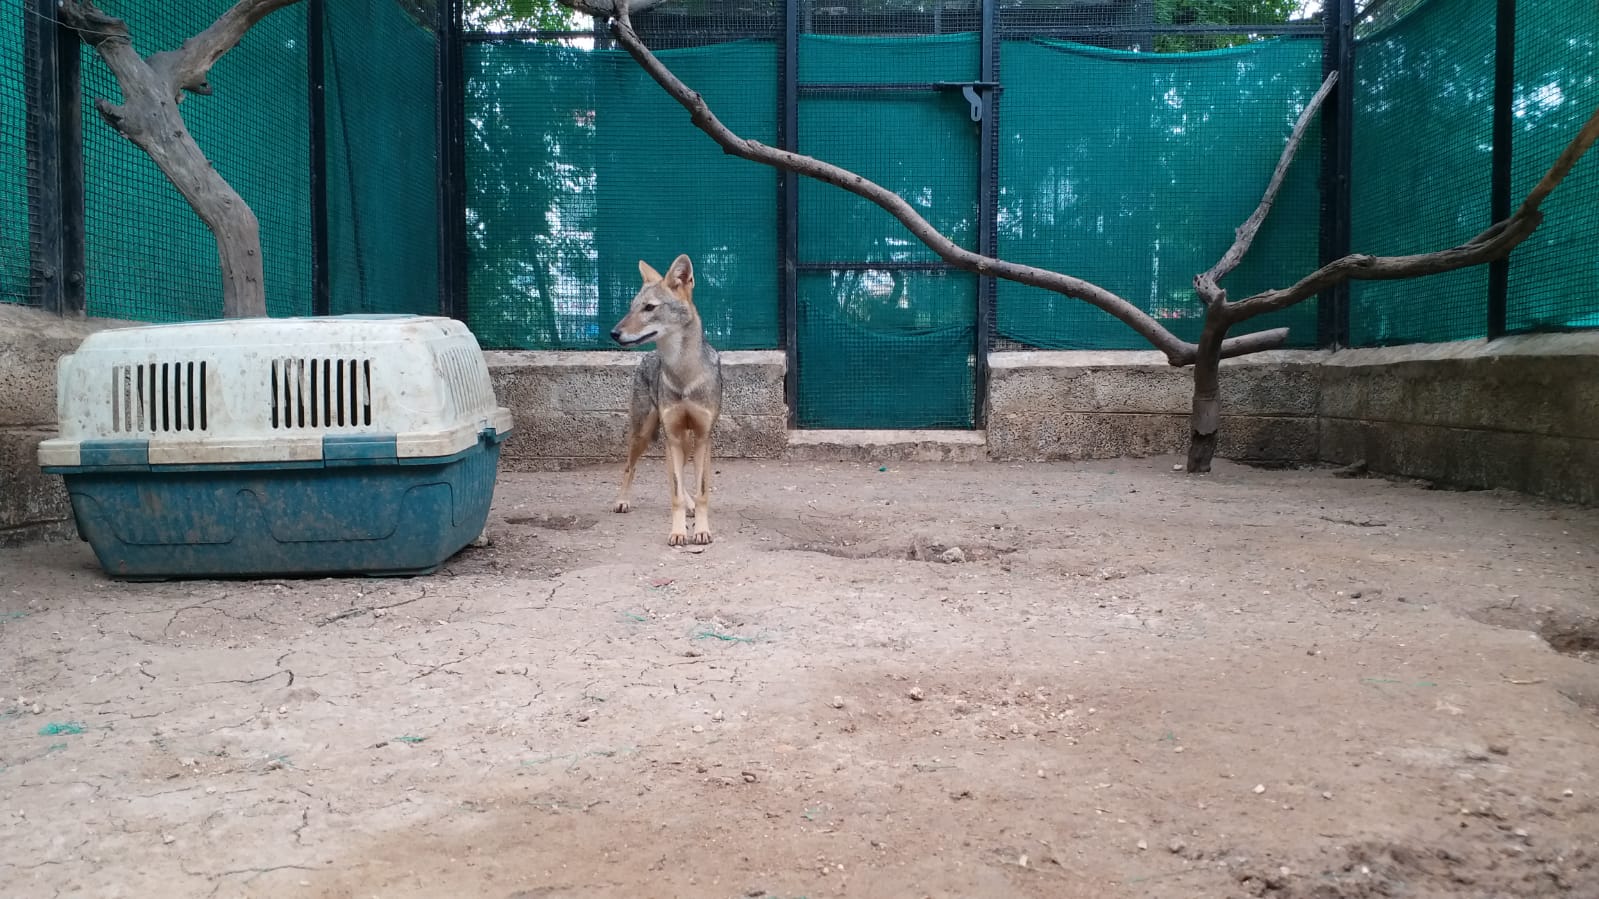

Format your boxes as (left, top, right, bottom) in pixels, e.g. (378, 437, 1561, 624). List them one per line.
(933, 81, 1001, 123)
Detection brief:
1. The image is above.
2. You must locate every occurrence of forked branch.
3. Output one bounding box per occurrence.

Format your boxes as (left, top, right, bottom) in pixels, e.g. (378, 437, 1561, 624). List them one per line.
(1223, 102, 1599, 322)
(1194, 71, 1339, 309)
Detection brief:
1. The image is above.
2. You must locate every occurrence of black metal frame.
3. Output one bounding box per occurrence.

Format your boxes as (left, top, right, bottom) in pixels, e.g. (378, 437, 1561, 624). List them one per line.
(974, 0, 997, 428)
(436, 0, 469, 321)
(1318, 0, 1356, 349)
(780, 0, 799, 426)
(26, 0, 84, 317)
(1487, 0, 1516, 339)
(308, 0, 330, 316)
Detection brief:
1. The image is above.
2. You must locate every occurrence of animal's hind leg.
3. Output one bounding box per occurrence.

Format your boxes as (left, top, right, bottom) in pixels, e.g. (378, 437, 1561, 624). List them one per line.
(614, 405, 658, 514)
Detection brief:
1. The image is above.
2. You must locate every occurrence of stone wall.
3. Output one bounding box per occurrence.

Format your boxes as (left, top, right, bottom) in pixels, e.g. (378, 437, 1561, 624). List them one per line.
(486, 350, 787, 470)
(985, 349, 1324, 463)
(0, 305, 130, 546)
(1318, 334, 1599, 505)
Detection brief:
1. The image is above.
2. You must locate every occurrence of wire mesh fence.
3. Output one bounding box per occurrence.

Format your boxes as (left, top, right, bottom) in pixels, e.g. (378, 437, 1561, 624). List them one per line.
(2, 0, 37, 306)
(1347, 0, 1496, 346)
(324, 0, 441, 316)
(464, 25, 781, 351)
(1505, 0, 1599, 332)
(996, 35, 1324, 351)
(0, 0, 1594, 430)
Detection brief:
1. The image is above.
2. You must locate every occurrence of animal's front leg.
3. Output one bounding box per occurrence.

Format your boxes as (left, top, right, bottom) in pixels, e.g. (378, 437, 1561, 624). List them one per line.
(691, 433, 713, 545)
(664, 433, 690, 546)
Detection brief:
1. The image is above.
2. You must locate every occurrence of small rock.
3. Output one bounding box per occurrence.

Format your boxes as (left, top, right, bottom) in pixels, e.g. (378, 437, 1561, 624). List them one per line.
(1466, 748, 1492, 762)
(830, 696, 845, 709)
(1488, 743, 1510, 756)
(1172, 463, 1183, 471)
(1322, 791, 1334, 800)
(712, 710, 724, 722)
(162, 834, 175, 845)
(1253, 784, 1267, 795)
(692, 724, 704, 733)
(1168, 838, 1187, 854)
(29, 704, 42, 715)
(742, 771, 758, 783)
(908, 687, 926, 702)
(939, 547, 966, 564)
(683, 648, 704, 658)
(1563, 789, 1575, 798)
(1136, 839, 1149, 851)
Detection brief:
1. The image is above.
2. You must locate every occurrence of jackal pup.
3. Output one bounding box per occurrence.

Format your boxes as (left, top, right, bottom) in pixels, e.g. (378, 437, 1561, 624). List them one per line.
(609, 254, 723, 546)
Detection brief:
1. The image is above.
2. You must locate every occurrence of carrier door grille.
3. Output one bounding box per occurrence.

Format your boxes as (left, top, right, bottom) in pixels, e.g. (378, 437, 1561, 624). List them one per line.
(270, 358, 374, 429)
(111, 362, 209, 433)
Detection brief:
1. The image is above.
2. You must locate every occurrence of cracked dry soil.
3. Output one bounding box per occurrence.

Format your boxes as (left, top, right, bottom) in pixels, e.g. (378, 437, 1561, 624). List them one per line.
(2, 458, 1597, 899)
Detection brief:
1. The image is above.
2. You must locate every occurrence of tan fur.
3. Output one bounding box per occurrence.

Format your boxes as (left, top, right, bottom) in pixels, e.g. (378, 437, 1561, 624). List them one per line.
(610, 254, 723, 546)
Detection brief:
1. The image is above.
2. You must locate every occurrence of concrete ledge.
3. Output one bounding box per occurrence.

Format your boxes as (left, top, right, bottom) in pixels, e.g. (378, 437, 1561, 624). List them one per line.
(784, 429, 988, 463)
(1319, 334, 1599, 503)
(488, 350, 787, 471)
(985, 349, 1325, 463)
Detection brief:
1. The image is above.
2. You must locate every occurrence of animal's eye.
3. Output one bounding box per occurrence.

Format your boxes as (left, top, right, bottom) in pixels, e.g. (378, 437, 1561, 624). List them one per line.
(643, 303, 658, 311)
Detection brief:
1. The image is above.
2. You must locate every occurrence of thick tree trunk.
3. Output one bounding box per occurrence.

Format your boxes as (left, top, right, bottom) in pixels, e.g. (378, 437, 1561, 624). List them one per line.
(113, 98, 265, 318)
(61, 0, 300, 319)
(1186, 315, 1228, 473)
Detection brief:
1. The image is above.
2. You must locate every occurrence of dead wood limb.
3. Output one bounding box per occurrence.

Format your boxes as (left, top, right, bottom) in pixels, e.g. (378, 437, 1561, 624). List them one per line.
(583, 0, 1278, 366)
(58, 0, 301, 319)
(1195, 71, 1339, 310)
(1226, 101, 1599, 322)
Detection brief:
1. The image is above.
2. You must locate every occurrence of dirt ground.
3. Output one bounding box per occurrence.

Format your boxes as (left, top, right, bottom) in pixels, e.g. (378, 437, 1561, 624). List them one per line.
(2, 457, 1597, 899)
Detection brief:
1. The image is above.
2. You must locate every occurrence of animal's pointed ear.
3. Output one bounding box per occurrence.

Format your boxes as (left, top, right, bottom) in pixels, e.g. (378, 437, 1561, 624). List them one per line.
(638, 260, 663, 284)
(664, 254, 695, 300)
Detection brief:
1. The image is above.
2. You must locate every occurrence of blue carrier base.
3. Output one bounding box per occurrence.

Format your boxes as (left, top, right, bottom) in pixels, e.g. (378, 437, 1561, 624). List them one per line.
(46, 431, 504, 582)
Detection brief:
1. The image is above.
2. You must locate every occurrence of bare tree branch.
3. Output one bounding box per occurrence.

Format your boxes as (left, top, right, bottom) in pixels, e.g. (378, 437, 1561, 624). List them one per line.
(578, 0, 1284, 365)
(149, 0, 303, 99)
(59, 0, 302, 319)
(1195, 71, 1339, 309)
(1226, 102, 1599, 322)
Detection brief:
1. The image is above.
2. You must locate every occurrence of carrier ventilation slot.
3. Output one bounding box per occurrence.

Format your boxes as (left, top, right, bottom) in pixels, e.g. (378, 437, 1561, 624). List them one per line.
(270, 358, 373, 429)
(111, 362, 209, 433)
(436, 347, 494, 420)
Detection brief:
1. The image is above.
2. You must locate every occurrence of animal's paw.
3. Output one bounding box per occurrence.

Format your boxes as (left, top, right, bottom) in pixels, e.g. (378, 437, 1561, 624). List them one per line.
(614, 501, 630, 513)
(668, 530, 688, 546)
(690, 530, 713, 545)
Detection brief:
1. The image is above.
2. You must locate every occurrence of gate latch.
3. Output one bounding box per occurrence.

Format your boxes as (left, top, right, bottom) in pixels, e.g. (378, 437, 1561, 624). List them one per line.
(933, 81, 1001, 123)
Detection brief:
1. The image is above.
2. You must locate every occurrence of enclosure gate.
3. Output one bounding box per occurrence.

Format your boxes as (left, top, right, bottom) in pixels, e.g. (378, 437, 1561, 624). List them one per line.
(786, 6, 998, 431)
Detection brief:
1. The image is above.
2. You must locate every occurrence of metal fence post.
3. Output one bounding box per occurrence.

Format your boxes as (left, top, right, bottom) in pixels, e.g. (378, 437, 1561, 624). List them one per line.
(974, 0, 997, 427)
(308, 0, 330, 316)
(780, 0, 799, 426)
(27, 0, 84, 317)
(1317, 0, 1355, 349)
(1487, 0, 1516, 339)
(436, 0, 468, 321)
